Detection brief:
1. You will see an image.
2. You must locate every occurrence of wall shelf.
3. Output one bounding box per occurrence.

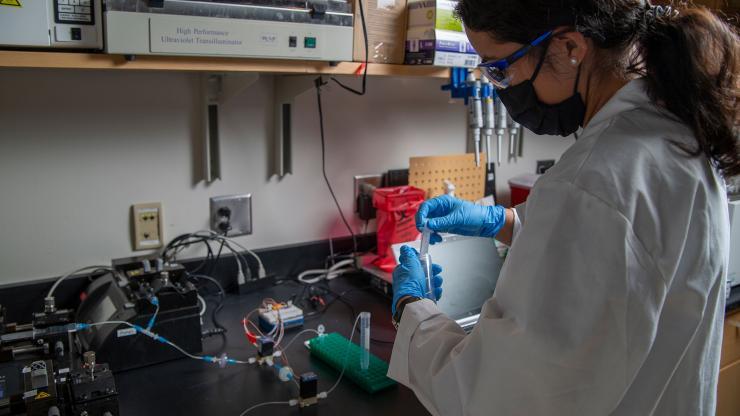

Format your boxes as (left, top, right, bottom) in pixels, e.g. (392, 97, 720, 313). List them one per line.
(0, 50, 452, 78)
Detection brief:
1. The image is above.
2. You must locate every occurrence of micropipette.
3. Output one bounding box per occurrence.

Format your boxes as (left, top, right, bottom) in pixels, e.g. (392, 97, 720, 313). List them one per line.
(419, 226, 435, 303)
(495, 95, 508, 167)
(467, 73, 483, 167)
(481, 77, 496, 198)
(359, 312, 370, 371)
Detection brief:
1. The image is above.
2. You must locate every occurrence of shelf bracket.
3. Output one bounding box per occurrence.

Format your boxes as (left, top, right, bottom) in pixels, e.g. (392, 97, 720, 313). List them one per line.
(200, 73, 260, 183)
(271, 74, 317, 179)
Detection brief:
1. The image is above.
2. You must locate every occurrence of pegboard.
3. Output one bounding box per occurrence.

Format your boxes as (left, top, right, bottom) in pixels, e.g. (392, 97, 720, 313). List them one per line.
(409, 153, 486, 201)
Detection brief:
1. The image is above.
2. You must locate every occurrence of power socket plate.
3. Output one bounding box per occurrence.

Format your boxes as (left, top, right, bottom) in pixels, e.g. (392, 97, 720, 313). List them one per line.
(210, 194, 252, 237)
(353, 174, 382, 212)
(536, 160, 556, 174)
(132, 202, 164, 251)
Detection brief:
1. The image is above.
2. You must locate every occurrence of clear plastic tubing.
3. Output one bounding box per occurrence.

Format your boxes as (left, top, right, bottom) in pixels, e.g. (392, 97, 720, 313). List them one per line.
(360, 312, 371, 371)
(419, 226, 435, 303)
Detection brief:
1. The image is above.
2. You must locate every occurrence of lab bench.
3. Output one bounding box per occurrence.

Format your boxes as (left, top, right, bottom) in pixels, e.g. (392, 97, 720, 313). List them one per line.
(114, 273, 429, 416)
(112, 277, 740, 415)
(2, 257, 739, 415)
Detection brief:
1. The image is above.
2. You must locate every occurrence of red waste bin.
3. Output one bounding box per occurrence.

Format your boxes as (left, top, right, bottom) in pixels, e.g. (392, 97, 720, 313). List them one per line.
(372, 186, 426, 272)
(508, 173, 540, 206)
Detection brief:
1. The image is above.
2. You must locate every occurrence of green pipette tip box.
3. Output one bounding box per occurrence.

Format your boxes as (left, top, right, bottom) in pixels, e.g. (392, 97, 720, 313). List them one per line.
(307, 332, 397, 394)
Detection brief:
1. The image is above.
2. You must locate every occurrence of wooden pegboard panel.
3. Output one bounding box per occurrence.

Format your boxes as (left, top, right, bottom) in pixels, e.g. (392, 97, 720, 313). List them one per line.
(409, 153, 486, 201)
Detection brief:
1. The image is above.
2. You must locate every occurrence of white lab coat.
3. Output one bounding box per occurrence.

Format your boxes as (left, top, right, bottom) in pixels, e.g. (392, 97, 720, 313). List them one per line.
(388, 79, 729, 416)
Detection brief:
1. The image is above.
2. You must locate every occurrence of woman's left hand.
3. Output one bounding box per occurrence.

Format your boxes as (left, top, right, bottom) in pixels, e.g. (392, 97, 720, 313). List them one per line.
(391, 245, 443, 314)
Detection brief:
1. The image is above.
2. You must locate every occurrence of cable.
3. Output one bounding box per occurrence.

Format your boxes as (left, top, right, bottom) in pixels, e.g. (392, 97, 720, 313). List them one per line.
(163, 234, 216, 274)
(208, 240, 226, 276)
(238, 401, 294, 416)
(189, 274, 227, 333)
(237, 316, 361, 414)
(189, 274, 225, 297)
(47, 265, 114, 299)
(197, 294, 207, 317)
(330, 0, 368, 95)
(326, 314, 362, 395)
(80, 320, 249, 364)
(315, 78, 359, 255)
(297, 258, 356, 284)
(279, 328, 322, 352)
(146, 298, 160, 331)
(190, 231, 267, 279)
(306, 283, 394, 344)
(162, 232, 259, 283)
(175, 231, 249, 283)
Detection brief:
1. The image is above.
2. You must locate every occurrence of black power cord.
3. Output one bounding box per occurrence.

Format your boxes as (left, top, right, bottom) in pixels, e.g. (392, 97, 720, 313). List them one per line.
(162, 233, 217, 274)
(188, 273, 228, 337)
(331, 0, 368, 95)
(310, 0, 370, 255)
(315, 77, 359, 254)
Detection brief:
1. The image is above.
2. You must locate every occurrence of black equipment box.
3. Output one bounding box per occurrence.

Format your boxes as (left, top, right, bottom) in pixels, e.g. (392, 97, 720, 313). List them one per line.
(76, 257, 202, 372)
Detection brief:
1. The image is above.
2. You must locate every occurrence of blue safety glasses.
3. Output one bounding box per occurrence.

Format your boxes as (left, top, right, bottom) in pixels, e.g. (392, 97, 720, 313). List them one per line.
(478, 30, 554, 89)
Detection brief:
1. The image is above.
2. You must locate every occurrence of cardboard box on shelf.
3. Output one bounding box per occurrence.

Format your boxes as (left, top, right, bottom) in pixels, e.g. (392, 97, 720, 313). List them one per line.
(404, 0, 479, 68)
(353, 0, 409, 64)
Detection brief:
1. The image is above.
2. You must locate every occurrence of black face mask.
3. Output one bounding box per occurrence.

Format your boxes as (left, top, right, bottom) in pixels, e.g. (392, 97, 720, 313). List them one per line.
(496, 46, 585, 137)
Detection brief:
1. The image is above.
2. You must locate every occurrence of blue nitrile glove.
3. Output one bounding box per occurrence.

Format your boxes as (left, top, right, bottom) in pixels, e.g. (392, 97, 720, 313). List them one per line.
(392, 245, 443, 315)
(416, 195, 506, 244)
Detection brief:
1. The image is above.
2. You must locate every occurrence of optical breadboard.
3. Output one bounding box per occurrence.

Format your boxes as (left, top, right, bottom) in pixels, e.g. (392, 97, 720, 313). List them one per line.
(307, 333, 396, 394)
(409, 153, 486, 201)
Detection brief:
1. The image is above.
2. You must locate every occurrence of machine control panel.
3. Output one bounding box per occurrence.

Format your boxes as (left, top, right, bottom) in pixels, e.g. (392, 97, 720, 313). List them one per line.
(54, 0, 95, 25)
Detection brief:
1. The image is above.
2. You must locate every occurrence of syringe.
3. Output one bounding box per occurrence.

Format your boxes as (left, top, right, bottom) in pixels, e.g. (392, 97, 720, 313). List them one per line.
(359, 312, 371, 371)
(419, 226, 435, 303)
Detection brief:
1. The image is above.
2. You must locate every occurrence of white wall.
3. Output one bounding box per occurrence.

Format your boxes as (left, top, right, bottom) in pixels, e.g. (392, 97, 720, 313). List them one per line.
(0, 69, 573, 284)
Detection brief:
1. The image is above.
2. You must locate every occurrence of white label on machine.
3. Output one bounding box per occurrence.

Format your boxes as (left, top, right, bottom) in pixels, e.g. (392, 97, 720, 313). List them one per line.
(259, 32, 278, 47)
(150, 15, 245, 54)
(149, 15, 321, 57)
(117, 327, 137, 338)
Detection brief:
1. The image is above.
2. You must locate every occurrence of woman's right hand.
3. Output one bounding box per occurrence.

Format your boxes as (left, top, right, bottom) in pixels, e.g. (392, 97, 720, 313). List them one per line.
(416, 195, 507, 243)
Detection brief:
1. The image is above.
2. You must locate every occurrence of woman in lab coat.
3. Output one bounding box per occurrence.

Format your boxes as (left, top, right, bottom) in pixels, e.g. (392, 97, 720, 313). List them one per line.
(389, 1, 739, 415)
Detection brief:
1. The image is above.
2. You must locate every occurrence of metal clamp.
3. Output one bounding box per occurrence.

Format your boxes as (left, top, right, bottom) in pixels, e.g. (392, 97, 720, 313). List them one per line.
(200, 73, 260, 183)
(308, 0, 329, 17)
(271, 75, 316, 179)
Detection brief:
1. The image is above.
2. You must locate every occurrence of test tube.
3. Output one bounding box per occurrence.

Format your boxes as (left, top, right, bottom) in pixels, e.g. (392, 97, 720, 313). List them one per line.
(419, 227, 435, 303)
(359, 312, 371, 371)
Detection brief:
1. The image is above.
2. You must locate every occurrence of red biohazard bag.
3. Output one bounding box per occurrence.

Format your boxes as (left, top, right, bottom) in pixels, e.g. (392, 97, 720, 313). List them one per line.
(372, 186, 426, 272)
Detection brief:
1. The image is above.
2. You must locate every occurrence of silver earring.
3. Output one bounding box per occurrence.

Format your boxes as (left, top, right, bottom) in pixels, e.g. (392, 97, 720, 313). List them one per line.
(570, 58, 578, 66)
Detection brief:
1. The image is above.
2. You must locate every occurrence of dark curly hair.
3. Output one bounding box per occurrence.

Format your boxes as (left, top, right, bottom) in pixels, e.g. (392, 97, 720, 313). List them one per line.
(456, 0, 740, 178)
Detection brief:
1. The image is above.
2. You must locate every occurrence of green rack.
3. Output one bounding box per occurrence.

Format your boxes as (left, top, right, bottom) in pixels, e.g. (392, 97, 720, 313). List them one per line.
(307, 332, 397, 394)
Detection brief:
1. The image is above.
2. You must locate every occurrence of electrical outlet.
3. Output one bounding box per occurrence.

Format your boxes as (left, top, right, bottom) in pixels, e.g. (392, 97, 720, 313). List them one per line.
(536, 160, 555, 174)
(210, 194, 252, 237)
(354, 174, 382, 212)
(132, 202, 164, 251)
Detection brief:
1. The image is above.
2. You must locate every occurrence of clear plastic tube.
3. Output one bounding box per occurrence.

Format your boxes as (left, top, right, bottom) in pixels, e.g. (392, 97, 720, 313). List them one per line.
(419, 227, 435, 303)
(359, 312, 370, 371)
